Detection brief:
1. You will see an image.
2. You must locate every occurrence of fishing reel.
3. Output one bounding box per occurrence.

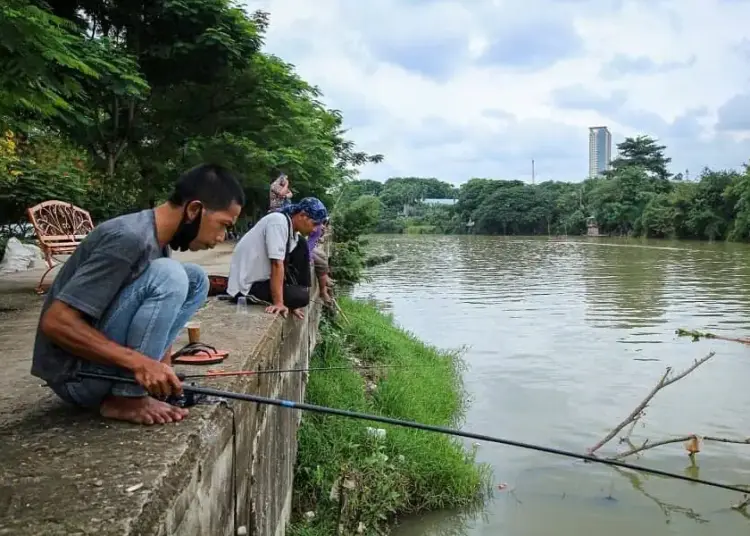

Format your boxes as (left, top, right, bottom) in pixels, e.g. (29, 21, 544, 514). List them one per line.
(164, 382, 209, 408)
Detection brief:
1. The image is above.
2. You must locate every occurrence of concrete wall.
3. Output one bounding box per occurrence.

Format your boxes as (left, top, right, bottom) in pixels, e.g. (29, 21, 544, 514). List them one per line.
(0, 243, 323, 536)
(158, 301, 322, 536)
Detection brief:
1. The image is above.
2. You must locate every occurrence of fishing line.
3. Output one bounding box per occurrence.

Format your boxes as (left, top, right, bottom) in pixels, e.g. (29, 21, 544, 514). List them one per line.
(75, 371, 750, 496)
(232, 294, 453, 367)
(177, 364, 420, 380)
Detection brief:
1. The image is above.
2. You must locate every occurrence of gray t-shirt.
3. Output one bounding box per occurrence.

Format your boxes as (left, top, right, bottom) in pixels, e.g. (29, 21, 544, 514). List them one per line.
(227, 212, 298, 296)
(31, 209, 169, 384)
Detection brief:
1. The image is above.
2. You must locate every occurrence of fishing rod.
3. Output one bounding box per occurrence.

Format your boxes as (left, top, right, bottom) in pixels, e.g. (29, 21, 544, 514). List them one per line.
(177, 363, 417, 380)
(76, 371, 750, 496)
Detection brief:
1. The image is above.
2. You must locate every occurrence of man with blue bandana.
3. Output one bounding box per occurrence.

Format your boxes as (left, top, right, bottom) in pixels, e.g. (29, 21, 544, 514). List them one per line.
(227, 197, 328, 319)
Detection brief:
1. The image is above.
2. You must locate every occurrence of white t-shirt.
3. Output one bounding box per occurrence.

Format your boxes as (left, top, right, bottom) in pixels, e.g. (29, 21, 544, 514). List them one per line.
(227, 212, 299, 296)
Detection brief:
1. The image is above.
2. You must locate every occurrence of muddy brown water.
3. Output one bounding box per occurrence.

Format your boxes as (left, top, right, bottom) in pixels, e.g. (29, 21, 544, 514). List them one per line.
(352, 235, 750, 536)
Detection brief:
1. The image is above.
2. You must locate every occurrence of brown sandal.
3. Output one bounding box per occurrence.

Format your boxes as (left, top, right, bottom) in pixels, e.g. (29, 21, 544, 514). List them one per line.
(171, 342, 229, 365)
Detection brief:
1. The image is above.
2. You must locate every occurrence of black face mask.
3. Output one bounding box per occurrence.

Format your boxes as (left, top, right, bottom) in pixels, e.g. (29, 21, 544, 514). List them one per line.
(170, 203, 203, 252)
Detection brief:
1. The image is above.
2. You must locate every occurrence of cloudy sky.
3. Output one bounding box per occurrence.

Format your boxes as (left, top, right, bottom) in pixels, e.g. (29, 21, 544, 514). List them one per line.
(247, 0, 750, 185)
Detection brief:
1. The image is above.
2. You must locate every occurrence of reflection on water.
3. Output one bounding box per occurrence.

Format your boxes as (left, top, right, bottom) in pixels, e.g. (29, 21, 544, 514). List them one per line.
(352, 235, 750, 536)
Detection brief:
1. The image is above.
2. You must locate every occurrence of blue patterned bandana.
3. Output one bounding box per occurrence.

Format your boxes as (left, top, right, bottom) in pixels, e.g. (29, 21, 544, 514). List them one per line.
(280, 197, 328, 224)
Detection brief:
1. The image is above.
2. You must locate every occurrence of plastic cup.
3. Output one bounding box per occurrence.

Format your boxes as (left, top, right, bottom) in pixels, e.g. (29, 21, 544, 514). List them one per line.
(186, 321, 201, 343)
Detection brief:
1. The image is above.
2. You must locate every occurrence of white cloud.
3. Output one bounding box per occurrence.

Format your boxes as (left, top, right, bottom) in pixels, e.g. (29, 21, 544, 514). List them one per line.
(246, 0, 750, 183)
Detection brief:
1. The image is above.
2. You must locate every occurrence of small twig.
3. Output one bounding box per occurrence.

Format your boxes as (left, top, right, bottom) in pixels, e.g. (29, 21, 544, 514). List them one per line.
(588, 352, 715, 455)
(613, 435, 750, 460)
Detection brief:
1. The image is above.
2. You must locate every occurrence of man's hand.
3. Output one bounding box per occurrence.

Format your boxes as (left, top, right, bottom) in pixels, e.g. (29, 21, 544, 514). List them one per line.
(292, 309, 305, 320)
(266, 303, 289, 317)
(40, 301, 183, 393)
(133, 358, 183, 398)
(320, 288, 332, 305)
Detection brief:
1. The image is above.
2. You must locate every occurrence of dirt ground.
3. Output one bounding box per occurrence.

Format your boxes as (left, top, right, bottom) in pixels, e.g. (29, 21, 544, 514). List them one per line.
(0, 244, 236, 429)
(0, 244, 291, 535)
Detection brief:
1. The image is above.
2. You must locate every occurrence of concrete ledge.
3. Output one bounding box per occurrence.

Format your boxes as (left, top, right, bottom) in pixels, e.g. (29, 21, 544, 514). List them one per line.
(0, 246, 321, 535)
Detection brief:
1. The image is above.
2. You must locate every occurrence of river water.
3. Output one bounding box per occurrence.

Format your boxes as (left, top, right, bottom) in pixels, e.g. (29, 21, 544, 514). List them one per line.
(351, 235, 750, 536)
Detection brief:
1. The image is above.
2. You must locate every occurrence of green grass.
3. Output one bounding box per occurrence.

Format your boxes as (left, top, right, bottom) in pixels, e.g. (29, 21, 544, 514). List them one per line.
(288, 297, 492, 535)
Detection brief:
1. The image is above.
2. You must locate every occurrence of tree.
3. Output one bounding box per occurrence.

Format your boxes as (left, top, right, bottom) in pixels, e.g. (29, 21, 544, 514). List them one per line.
(684, 169, 737, 239)
(329, 195, 381, 283)
(12, 3, 383, 213)
(335, 179, 384, 208)
(608, 135, 672, 181)
(42, 0, 262, 190)
(455, 178, 505, 223)
(640, 193, 676, 238)
(1, 2, 383, 243)
(0, 0, 144, 130)
(0, 130, 93, 227)
(344, 129, 750, 243)
(172, 54, 383, 216)
(473, 183, 548, 235)
(724, 165, 750, 241)
(378, 177, 456, 210)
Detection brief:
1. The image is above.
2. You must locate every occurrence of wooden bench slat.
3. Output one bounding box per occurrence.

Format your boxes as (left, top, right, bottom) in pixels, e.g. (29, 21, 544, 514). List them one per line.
(40, 239, 88, 246)
(40, 234, 90, 241)
(44, 246, 79, 252)
(39, 238, 84, 244)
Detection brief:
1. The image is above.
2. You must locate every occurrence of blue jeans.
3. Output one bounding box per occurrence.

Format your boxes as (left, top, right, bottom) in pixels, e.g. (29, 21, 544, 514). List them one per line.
(51, 258, 209, 408)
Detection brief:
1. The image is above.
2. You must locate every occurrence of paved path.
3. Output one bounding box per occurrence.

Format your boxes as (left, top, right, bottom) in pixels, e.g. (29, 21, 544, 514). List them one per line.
(0, 245, 235, 430)
(0, 244, 296, 535)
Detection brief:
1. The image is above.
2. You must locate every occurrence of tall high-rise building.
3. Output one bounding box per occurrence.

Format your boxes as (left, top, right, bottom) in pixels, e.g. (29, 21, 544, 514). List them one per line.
(588, 126, 612, 177)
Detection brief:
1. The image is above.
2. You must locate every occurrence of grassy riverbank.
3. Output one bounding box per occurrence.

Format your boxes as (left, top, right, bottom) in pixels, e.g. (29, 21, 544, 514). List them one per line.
(288, 297, 491, 535)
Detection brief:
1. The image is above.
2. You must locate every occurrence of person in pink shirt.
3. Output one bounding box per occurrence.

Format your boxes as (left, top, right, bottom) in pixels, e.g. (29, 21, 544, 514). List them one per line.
(269, 172, 293, 211)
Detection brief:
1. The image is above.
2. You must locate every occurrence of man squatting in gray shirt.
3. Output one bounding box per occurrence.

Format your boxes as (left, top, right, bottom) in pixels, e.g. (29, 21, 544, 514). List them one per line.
(30, 164, 244, 425)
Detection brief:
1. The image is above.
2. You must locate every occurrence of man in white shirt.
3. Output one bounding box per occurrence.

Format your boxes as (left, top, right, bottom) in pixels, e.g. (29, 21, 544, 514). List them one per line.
(227, 197, 328, 319)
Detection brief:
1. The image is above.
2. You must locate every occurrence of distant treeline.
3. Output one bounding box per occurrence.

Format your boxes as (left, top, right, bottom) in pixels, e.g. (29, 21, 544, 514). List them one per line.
(336, 135, 750, 240)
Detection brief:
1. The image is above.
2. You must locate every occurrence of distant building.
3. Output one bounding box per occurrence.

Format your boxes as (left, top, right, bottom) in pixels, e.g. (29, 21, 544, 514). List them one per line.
(588, 126, 612, 177)
(586, 216, 601, 236)
(421, 198, 457, 206)
(402, 198, 457, 216)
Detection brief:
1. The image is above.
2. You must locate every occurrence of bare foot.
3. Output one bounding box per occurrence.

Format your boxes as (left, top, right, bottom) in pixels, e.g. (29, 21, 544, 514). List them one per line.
(100, 395, 189, 425)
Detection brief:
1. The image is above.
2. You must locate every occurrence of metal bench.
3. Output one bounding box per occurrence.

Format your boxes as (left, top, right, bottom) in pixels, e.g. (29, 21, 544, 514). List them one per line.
(26, 200, 94, 293)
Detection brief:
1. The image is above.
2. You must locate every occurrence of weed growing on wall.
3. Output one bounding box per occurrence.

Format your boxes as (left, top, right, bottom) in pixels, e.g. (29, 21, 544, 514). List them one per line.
(288, 297, 492, 535)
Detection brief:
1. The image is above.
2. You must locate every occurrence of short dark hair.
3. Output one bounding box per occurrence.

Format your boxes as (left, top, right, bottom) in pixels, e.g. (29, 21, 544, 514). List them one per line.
(168, 163, 245, 211)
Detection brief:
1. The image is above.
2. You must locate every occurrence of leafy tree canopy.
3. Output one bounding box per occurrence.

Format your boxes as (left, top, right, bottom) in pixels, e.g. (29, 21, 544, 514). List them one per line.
(0, 1, 382, 232)
(338, 135, 750, 242)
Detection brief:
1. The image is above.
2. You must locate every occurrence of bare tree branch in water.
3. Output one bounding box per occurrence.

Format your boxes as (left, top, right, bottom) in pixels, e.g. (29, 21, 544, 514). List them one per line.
(676, 328, 750, 345)
(611, 466, 709, 524)
(588, 352, 716, 455)
(613, 435, 750, 460)
(587, 349, 750, 522)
